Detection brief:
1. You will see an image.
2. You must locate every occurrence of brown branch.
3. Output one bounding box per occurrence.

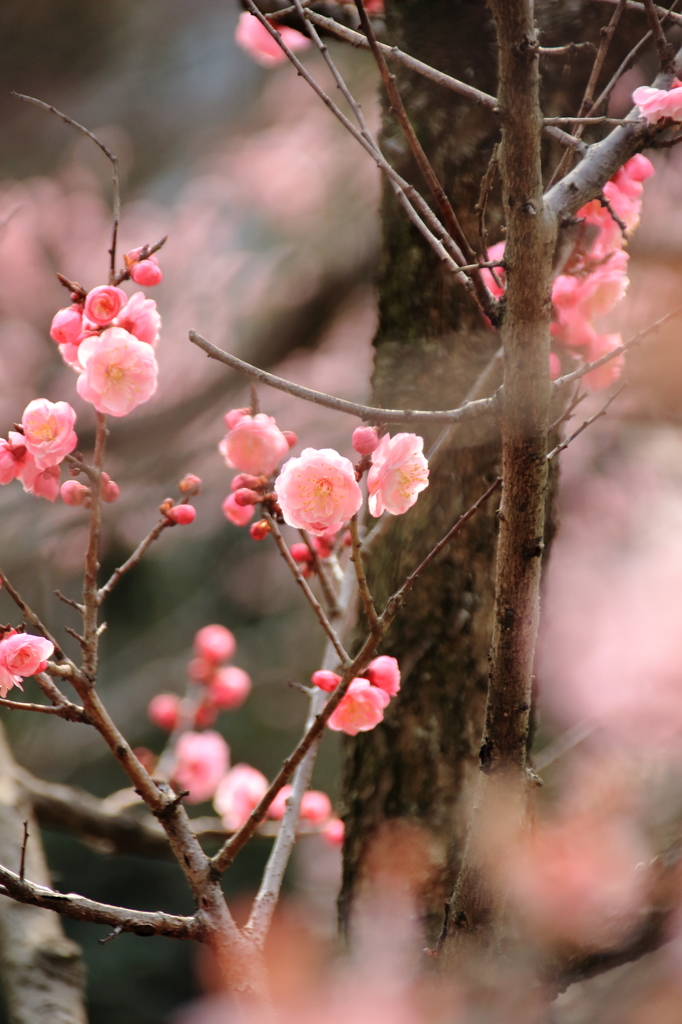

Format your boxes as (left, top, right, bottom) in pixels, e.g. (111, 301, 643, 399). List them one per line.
(189, 330, 499, 425)
(642, 0, 676, 71)
(537, 42, 598, 56)
(298, 529, 340, 617)
(98, 515, 172, 603)
(11, 93, 121, 283)
(81, 413, 107, 679)
(265, 515, 350, 668)
(348, 515, 380, 635)
(0, 863, 198, 939)
(0, 569, 69, 664)
(546, 383, 627, 460)
(593, 0, 682, 23)
(0, 696, 86, 722)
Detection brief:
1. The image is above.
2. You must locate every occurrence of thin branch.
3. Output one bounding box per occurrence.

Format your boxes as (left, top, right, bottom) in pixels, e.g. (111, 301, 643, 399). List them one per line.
(592, 0, 682, 23)
(304, 10, 586, 153)
(537, 42, 598, 56)
(265, 514, 350, 668)
(98, 515, 172, 603)
(544, 115, 633, 125)
(0, 569, 69, 664)
(545, 383, 627, 460)
(0, 696, 86, 721)
(0, 863, 198, 939)
(642, 0, 676, 71)
(189, 330, 498, 425)
(54, 589, 84, 614)
(11, 94, 121, 283)
(81, 413, 107, 679)
(353, 0, 497, 319)
(348, 514, 380, 635)
(298, 529, 340, 616)
(19, 822, 28, 882)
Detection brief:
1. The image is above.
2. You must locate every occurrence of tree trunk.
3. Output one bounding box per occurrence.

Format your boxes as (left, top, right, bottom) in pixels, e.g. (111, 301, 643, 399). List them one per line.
(340, 0, 640, 947)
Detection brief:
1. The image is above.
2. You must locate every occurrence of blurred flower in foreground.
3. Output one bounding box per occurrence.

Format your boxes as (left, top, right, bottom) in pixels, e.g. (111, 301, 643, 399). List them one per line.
(235, 11, 311, 68)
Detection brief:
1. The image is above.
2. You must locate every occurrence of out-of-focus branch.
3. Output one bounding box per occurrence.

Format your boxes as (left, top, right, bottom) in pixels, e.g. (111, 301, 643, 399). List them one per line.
(0, 722, 88, 1024)
(593, 0, 682, 22)
(189, 330, 499, 425)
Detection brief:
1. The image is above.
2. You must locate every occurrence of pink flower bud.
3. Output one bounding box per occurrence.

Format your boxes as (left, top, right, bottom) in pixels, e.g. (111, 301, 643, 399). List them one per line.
(365, 655, 401, 697)
(233, 487, 261, 507)
(311, 669, 341, 692)
(290, 543, 313, 563)
(282, 431, 298, 449)
(194, 625, 236, 665)
(312, 536, 333, 559)
(250, 519, 271, 541)
(101, 472, 120, 503)
(224, 408, 250, 430)
(300, 790, 332, 824)
(167, 504, 196, 525)
(50, 305, 83, 345)
(352, 426, 379, 455)
(173, 731, 229, 804)
(213, 763, 267, 830)
(222, 493, 255, 526)
(84, 286, 127, 326)
(322, 817, 344, 846)
(60, 480, 90, 506)
(130, 259, 163, 286)
(179, 474, 202, 495)
(231, 473, 263, 491)
(148, 693, 181, 731)
(208, 666, 252, 710)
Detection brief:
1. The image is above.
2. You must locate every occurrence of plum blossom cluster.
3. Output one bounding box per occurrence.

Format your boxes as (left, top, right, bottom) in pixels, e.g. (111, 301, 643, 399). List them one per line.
(482, 154, 655, 390)
(0, 630, 54, 699)
(49, 247, 163, 417)
(146, 623, 342, 841)
(313, 654, 401, 736)
(633, 77, 682, 124)
(219, 409, 429, 554)
(0, 399, 78, 502)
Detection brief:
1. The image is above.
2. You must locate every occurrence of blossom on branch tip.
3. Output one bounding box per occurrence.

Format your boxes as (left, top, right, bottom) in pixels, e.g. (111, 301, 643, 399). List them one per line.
(207, 666, 252, 710)
(367, 432, 429, 517)
(83, 286, 127, 326)
(632, 78, 682, 123)
(194, 624, 236, 666)
(76, 327, 158, 417)
(365, 655, 401, 697)
(173, 730, 229, 804)
(234, 11, 311, 68)
(125, 248, 163, 286)
(327, 679, 389, 736)
(0, 633, 54, 696)
(274, 448, 362, 536)
(60, 480, 90, 506)
(22, 399, 77, 469)
(220, 412, 290, 477)
(114, 292, 161, 347)
(179, 474, 202, 495)
(148, 693, 181, 731)
(213, 763, 268, 830)
(50, 305, 83, 345)
(222, 493, 255, 526)
(311, 669, 341, 692)
(166, 504, 196, 525)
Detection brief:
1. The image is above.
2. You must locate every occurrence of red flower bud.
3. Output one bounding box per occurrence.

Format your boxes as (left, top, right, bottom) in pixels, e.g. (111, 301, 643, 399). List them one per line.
(250, 519, 271, 541)
(282, 430, 298, 449)
(233, 488, 261, 507)
(179, 473, 202, 495)
(290, 542, 314, 563)
(167, 504, 196, 525)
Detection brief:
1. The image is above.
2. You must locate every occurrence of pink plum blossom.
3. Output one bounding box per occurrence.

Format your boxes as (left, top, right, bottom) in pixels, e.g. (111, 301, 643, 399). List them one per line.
(312, 669, 341, 692)
(83, 286, 127, 326)
(222, 493, 255, 526)
(552, 250, 629, 321)
(207, 666, 252, 710)
(300, 790, 332, 824)
(234, 11, 311, 68)
(60, 480, 90, 506)
(59, 342, 86, 372)
(76, 328, 158, 417)
(21, 399, 77, 469)
(0, 633, 54, 679)
(166, 504, 196, 525)
(213, 763, 268, 830)
(172, 730, 229, 804)
(225, 408, 250, 429)
(130, 258, 163, 286)
(147, 693, 181, 731)
(114, 292, 161, 346)
(274, 448, 362, 536)
(18, 459, 61, 502)
(219, 413, 290, 477)
(194, 624, 236, 665)
(0, 434, 30, 485)
(352, 426, 380, 455)
(328, 679, 390, 736)
(50, 305, 83, 345)
(633, 78, 682, 123)
(365, 655, 401, 697)
(367, 433, 429, 518)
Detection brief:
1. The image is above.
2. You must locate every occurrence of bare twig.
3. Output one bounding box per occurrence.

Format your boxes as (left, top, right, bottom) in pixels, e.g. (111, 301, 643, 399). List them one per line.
(348, 515, 380, 635)
(592, 0, 682, 23)
(265, 515, 350, 667)
(0, 863, 198, 939)
(546, 383, 627, 460)
(54, 589, 84, 614)
(189, 330, 498, 425)
(98, 515, 172, 603)
(11, 94, 121, 282)
(642, 0, 676, 71)
(18, 823, 28, 882)
(81, 414, 108, 679)
(0, 570, 69, 664)
(537, 42, 598, 56)
(0, 696, 86, 721)
(544, 116, 633, 125)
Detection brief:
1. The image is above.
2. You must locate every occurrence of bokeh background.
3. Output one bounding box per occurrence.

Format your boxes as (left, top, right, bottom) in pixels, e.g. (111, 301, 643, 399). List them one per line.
(3, 3, 682, 1022)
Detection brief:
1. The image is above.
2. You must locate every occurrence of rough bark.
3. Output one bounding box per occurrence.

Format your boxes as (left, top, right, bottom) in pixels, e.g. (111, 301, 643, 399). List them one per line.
(340, 0, 641, 946)
(0, 722, 87, 1024)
